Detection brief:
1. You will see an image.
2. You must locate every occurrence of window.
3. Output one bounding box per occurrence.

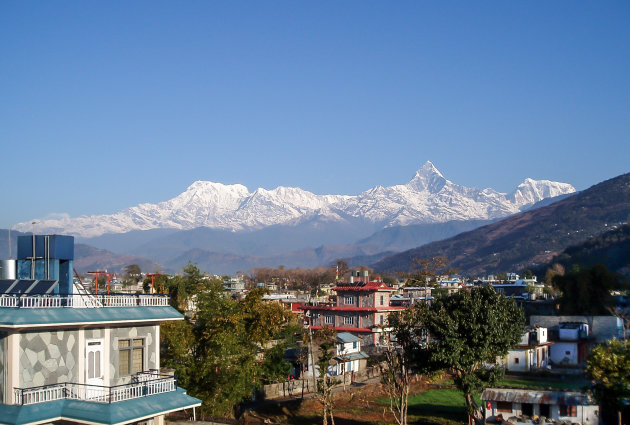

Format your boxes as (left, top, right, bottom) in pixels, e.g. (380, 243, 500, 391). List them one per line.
(325, 315, 334, 325)
(496, 401, 512, 413)
(565, 351, 571, 355)
(119, 338, 145, 375)
(345, 296, 354, 305)
(343, 316, 355, 325)
(380, 315, 384, 325)
(352, 341, 357, 349)
(380, 295, 384, 305)
(560, 404, 577, 417)
(522, 403, 533, 416)
(514, 357, 520, 364)
(540, 404, 550, 417)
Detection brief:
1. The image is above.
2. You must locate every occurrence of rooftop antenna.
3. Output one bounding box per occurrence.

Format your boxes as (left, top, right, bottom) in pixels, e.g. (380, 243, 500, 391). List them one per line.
(8, 227, 11, 259)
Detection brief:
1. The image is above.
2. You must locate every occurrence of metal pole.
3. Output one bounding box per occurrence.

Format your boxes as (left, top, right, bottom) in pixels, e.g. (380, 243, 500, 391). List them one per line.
(31, 222, 36, 279)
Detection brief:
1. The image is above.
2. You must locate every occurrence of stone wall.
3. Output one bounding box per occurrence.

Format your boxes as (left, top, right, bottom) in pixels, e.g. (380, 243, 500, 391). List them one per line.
(0, 331, 6, 402)
(19, 329, 79, 388)
(110, 325, 157, 385)
(262, 366, 380, 400)
(360, 294, 374, 307)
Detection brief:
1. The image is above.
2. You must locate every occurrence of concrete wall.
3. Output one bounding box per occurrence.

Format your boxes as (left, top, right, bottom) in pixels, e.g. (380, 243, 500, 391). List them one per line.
(550, 342, 578, 365)
(18, 329, 80, 388)
(264, 365, 380, 400)
(530, 316, 622, 342)
(0, 331, 6, 402)
(506, 350, 528, 373)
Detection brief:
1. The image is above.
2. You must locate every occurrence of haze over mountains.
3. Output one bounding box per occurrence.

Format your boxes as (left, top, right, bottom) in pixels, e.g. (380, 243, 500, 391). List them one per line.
(9, 162, 578, 274)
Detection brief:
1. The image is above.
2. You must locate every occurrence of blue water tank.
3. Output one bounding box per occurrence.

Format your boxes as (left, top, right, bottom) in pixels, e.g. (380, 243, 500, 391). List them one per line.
(17, 235, 74, 294)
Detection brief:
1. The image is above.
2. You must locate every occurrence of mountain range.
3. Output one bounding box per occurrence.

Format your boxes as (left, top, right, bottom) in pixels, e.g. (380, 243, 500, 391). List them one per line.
(8, 161, 578, 274)
(373, 172, 630, 277)
(15, 161, 575, 238)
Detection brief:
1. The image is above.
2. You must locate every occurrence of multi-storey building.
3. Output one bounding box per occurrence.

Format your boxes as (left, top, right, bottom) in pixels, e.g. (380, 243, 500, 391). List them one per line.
(0, 235, 200, 425)
(303, 271, 405, 346)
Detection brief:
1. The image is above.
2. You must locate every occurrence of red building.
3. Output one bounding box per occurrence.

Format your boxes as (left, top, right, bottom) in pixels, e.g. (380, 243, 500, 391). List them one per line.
(303, 271, 405, 346)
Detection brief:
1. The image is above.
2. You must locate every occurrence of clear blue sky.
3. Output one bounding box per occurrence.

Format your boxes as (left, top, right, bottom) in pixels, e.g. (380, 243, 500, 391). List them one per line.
(1, 1, 629, 229)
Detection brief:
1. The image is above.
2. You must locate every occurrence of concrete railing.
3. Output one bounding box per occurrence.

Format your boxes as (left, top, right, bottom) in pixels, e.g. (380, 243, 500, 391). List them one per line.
(14, 373, 176, 405)
(0, 294, 170, 308)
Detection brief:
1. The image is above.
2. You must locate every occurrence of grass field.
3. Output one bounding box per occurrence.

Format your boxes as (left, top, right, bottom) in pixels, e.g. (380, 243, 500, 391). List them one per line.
(406, 389, 470, 425)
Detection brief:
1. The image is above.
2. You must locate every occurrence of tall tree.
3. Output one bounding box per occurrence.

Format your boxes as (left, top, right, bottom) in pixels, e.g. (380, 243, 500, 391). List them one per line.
(586, 340, 630, 425)
(380, 308, 426, 425)
(416, 286, 524, 424)
(160, 264, 289, 418)
(312, 327, 339, 425)
(552, 264, 628, 315)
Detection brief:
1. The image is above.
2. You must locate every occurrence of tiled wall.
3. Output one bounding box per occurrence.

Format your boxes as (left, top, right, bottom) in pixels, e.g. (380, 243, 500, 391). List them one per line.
(19, 329, 79, 388)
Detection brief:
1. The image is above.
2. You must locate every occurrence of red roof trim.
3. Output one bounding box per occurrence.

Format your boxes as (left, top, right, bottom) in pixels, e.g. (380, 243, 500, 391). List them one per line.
(310, 326, 372, 333)
(302, 306, 378, 312)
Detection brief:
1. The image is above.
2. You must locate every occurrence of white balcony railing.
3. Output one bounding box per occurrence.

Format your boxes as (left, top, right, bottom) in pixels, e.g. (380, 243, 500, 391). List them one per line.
(14, 373, 177, 405)
(0, 294, 170, 309)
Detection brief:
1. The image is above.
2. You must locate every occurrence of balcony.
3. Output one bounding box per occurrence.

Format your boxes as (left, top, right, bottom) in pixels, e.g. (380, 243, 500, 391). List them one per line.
(0, 293, 170, 309)
(13, 372, 176, 405)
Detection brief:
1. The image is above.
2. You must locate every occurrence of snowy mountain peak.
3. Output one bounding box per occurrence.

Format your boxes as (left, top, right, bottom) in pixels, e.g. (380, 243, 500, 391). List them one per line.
(14, 161, 577, 238)
(407, 161, 448, 193)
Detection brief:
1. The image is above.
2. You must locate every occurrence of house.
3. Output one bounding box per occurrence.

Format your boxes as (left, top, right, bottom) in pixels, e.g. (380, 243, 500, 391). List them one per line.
(499, 326, 553, 373)
(303, 270, 405, 346)
(0, 235, 201, 425)
(332, 332, 369, 376)
(482, 388, 599, 425)
(530, 315, 624, 367)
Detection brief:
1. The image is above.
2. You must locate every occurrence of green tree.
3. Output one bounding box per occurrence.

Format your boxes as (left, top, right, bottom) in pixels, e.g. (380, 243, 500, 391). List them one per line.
(417, 286, 524, 424)
(261, 343, 292, 383)
(311, 327, 338, 425)
(552, 264, 629, 315)
(160, 264, 290, 419)
(586, 340, 630, 425)
(380, 308, 427, 425)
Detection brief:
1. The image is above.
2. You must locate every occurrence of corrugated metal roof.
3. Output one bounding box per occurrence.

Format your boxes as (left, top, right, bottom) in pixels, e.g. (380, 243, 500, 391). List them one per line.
(337, 332, 362, 343)
(482, 388, 590, 405)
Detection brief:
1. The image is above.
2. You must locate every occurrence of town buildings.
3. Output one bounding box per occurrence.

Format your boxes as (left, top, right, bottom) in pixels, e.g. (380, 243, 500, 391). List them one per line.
(303, 270, 405, 346)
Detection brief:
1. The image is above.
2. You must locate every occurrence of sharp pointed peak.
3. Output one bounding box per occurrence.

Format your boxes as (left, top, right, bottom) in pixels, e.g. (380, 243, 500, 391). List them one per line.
(416, 161, 444, 177)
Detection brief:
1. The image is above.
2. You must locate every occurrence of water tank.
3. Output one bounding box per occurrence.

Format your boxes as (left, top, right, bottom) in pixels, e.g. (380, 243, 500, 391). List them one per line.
(0, 259, 17, 279)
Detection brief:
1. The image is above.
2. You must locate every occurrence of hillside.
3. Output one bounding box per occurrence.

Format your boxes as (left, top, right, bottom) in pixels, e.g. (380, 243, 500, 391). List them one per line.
(542, 223, 630, 276)
(73, 244, 164, 274)
(372, 173, 630, 276)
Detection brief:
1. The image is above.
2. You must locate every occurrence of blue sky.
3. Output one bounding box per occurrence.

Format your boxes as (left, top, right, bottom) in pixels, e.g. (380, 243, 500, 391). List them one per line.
(1, 1, 629, 229)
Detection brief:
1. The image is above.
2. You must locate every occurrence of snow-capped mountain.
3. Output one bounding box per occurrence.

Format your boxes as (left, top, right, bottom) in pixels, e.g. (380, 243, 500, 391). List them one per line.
(15, 161, 576, 238)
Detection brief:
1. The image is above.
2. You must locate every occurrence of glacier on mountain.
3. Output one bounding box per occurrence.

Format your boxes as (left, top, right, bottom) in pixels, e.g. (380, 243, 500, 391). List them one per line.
(15, 161, 576, 238)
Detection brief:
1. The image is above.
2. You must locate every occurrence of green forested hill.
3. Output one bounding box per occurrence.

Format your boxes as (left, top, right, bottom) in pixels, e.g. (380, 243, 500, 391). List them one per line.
(544, 224, 630, 276)
(373, 173, 630, 276)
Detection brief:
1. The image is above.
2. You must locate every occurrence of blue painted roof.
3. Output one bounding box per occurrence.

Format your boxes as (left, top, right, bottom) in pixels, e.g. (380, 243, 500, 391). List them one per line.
(337, 332, 362, 343)
(0, 306, 183, 328)
(0, 387, 201, 425)
(335, 351, 369, 361)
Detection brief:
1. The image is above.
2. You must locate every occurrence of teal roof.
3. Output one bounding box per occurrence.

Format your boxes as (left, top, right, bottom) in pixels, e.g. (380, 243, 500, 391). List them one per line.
(337, 332, 362, 343)
(0, 387, 201, 425)
(335, 351, 369, 361)
(0, 306, 183, 328)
